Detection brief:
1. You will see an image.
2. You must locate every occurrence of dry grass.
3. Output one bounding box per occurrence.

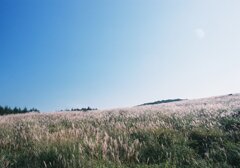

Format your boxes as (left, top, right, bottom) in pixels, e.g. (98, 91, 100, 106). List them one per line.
(0, 94, 240, 167)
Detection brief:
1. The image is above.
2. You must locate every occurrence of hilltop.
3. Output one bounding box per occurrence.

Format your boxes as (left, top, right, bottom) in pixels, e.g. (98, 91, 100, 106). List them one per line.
(138, 98, 185, 106)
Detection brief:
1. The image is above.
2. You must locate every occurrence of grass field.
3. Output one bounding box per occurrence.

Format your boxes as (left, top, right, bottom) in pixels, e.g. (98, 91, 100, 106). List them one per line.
(0, 94, 240, 168)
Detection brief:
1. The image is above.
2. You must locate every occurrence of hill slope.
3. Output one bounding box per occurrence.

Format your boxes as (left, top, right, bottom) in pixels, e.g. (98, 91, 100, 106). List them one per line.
(0, 94, 240, 167)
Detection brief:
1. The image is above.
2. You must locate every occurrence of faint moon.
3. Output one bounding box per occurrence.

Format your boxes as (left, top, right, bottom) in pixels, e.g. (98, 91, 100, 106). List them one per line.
(195, 28, 205, 40)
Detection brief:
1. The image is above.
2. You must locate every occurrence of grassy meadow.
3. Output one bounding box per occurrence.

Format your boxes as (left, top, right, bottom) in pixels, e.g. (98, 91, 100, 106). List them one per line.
(0, 94, 240, 168)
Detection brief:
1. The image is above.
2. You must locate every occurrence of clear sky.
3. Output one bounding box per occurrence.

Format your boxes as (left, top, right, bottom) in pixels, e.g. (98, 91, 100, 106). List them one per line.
(1, 0, 240, 111)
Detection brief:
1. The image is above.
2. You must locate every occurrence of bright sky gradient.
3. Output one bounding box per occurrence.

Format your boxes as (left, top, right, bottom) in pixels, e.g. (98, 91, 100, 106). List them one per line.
(1, 0, 240, 111)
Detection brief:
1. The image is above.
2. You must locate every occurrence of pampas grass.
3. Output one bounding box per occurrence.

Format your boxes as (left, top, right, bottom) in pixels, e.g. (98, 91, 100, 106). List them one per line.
(0, 94, 240, 167)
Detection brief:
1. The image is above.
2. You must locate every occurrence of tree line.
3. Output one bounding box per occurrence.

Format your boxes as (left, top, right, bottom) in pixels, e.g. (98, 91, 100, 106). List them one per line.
(61, 107, 97, 112)
(139, 99, 184, 106)
(0, 106, 39, 116)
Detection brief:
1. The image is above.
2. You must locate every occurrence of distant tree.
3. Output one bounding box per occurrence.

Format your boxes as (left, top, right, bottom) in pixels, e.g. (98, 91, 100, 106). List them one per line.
(29, 108, 40, 112)
(61, 107, 97, 112)
(22, 107, 28, 113)
(139, 99, 185, 106)
(13, 107, 19, 113)
(0, 106, 40, 116)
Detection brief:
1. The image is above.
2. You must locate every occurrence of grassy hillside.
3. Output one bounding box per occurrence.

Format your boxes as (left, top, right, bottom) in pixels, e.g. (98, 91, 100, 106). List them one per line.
(0, 94, 240, 168)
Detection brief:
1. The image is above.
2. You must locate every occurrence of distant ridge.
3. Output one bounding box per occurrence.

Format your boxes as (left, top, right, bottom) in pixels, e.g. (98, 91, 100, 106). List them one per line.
(139, 98, 185, 106)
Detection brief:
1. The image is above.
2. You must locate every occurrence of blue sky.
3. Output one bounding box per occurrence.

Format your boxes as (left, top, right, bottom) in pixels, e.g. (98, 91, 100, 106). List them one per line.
(1, 0, 240, 111)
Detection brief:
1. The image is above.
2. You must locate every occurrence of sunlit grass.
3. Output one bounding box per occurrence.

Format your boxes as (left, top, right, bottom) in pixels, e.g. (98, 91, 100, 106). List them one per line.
(0, 94, 240, 167)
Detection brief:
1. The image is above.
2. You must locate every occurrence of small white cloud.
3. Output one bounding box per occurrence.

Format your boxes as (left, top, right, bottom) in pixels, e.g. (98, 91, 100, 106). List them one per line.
(195, 28, 205, 40)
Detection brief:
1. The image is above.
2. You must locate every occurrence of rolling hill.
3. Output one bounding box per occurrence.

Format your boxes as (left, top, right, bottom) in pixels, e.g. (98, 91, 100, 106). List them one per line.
(0, 94, 239, 167)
